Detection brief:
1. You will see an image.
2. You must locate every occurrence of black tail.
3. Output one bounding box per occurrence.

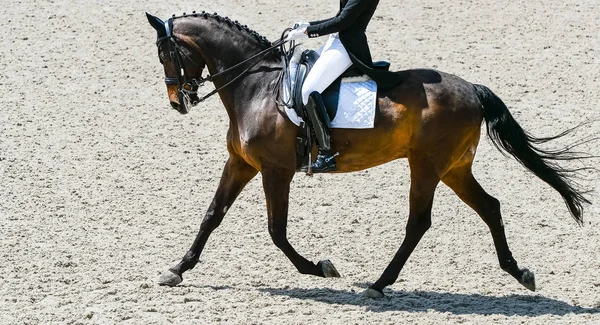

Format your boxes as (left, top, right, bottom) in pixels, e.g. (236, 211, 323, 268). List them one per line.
(473, 83, 591, 225)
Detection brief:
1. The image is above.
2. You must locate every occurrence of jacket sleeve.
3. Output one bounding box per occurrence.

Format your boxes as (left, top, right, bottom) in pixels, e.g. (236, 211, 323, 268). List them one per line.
(305, 0, 374, 38)
(309, 17, 335, 26)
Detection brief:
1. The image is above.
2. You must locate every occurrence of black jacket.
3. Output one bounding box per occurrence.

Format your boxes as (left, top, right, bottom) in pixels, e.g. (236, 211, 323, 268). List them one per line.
(305, 0, 403, 90)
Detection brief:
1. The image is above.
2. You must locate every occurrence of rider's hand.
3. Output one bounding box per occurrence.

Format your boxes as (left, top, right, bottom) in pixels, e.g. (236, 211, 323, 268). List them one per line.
(285, 27, 308, 42)
(293, 21, 310, 29)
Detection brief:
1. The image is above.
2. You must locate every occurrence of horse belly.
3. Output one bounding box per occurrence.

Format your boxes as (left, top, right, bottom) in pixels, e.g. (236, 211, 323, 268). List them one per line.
(331, 102, 411, 172)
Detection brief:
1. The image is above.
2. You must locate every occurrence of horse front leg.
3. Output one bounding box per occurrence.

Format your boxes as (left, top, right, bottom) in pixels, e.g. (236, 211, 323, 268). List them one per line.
(262, 167, 340, 278)
(158, 155, 258, 286)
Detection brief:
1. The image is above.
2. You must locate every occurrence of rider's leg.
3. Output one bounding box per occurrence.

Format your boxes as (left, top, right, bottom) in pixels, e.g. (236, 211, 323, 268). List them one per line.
(302, 35, 352, 172)
(305, 91, 336, 172)
(301, 35, 352, 105)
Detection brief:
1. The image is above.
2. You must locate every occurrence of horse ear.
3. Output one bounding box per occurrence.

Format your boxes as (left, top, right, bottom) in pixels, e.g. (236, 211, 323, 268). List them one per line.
(146, 12, 166, 37)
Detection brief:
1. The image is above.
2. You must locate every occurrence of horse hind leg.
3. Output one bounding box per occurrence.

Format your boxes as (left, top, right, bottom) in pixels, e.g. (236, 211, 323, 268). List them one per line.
(441, 164, 536, 291)
(365, 158, 440, 298)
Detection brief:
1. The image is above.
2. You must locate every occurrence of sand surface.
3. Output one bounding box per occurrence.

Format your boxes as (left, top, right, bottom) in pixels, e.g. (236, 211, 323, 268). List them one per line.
(1, 0, 599, 324)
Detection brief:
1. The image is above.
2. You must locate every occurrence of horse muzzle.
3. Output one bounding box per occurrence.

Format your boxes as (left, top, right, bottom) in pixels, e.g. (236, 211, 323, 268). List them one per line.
(170, 100, 189, 115)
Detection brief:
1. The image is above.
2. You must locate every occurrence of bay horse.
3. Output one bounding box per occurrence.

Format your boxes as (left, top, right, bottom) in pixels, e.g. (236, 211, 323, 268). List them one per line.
(146, 12, 589, 298)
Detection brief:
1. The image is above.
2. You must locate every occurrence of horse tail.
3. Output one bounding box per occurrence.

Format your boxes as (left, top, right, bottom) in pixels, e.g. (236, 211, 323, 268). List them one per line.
(473, 83, 590, 225)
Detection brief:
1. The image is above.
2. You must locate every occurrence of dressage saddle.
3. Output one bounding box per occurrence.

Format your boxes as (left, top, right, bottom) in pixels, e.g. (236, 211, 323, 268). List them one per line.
(290, 49, 389, 171)
(291, 50, 389, 122)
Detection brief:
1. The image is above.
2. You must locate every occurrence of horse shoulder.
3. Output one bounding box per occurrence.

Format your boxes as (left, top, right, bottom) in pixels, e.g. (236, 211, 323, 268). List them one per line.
(226, 111, 297, 172)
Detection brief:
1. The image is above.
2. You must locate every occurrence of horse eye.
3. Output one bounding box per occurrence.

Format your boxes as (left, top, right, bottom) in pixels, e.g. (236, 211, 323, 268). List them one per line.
(159, 51, 167, 61)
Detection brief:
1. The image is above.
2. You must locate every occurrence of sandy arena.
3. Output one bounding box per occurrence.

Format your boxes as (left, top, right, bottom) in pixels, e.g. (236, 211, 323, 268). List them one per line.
(1, 0, 599, 323)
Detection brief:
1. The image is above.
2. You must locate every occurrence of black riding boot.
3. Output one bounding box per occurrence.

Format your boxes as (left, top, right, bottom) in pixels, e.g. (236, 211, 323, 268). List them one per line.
(305, 91, 337, 173)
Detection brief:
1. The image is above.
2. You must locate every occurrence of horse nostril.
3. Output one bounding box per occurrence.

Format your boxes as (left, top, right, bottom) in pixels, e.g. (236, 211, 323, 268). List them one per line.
(170, 101, 180, 109)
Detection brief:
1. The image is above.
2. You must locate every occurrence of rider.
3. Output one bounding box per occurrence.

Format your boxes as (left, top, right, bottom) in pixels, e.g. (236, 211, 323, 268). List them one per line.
(285, 0, 403, 173)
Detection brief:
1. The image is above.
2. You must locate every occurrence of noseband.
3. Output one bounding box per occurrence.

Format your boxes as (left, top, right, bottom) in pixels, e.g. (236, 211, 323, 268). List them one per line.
(156, 18, 208, 106)
(155, 17, 286, 106)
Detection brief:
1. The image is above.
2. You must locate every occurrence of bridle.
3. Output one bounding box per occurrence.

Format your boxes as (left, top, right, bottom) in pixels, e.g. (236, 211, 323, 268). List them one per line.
(155, 17, 287, 108)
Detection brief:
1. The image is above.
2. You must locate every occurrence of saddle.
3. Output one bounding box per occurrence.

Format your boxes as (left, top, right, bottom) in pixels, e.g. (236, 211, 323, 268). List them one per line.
(290, 50, 390, 123)
(289, 49, 390, 171)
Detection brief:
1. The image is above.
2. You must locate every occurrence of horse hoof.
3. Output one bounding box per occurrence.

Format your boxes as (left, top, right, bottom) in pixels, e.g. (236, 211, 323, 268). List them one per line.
(157, 270, 183, 287)
(519, 268, 536, 291)
(363, 288, 384, 299)
(319, 259, 340, 278)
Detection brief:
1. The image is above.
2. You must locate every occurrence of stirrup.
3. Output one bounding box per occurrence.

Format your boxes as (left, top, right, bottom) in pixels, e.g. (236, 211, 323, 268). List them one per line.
(310, 153, 338, 173)
(300, 152, 338, 173)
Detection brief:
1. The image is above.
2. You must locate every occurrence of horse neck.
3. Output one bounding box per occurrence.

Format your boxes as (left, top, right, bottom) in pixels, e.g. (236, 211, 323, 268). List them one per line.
(180, 18, 280, 121)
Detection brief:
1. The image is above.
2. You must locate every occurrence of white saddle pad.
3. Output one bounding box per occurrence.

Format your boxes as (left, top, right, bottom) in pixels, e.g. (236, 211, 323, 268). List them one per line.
(281, 59, 377, 129)
(330, 76, 377, 129)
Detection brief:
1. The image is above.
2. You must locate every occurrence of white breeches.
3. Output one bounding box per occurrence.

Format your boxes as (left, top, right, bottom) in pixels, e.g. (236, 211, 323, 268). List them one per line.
(301, 33, 353, 105)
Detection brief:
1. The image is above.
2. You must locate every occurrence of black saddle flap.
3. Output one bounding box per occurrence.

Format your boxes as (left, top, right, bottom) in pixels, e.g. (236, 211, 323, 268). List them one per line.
(292, 50, 320, 116)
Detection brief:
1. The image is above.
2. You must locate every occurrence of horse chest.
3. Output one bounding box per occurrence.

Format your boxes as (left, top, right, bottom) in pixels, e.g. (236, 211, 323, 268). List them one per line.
(229, 131, 263, 169)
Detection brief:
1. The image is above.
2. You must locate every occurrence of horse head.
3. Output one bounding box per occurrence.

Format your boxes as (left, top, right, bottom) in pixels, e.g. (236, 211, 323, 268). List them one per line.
(146, 12, 205, 114)
(147, 12, 286, 116)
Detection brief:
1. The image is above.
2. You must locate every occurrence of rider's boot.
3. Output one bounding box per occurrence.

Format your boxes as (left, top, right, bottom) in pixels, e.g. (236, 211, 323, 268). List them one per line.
(305, 91, 337, 173)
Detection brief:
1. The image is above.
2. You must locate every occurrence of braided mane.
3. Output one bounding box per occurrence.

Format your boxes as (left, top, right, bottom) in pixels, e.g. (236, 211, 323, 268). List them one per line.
(171, 11, 279, 54)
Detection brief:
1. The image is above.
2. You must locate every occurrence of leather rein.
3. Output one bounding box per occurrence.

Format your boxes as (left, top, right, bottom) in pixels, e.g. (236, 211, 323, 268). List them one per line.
(156, 17, 286, 105)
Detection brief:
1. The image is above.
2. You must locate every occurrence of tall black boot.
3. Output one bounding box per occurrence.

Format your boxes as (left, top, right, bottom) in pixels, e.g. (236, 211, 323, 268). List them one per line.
(305, 91, 337, 173)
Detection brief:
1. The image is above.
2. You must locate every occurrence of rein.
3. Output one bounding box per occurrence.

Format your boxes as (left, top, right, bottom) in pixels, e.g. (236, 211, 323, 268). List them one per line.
(193, 39, 286, 103)
(157, 17, 286, 105)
